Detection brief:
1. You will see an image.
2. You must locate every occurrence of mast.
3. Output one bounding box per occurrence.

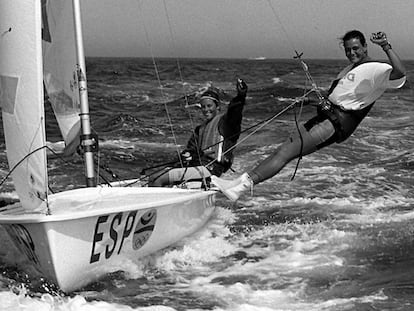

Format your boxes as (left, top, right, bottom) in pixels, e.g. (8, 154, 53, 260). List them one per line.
(72, 0, 96, 187)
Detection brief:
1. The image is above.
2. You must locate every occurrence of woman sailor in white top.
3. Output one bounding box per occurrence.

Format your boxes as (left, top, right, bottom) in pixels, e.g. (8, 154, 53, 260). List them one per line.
(212, 30, 407, 201)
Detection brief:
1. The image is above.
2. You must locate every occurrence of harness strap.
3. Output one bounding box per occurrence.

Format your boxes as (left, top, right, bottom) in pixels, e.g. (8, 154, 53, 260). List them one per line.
(319, 102, 374, 142)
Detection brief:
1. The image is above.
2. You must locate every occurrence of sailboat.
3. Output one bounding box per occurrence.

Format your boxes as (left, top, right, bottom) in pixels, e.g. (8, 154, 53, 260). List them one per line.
(0, 0, 215, 292)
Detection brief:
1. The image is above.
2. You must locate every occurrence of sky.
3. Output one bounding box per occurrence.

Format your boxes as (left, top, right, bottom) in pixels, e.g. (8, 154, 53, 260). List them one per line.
(81, 0, 414, 60)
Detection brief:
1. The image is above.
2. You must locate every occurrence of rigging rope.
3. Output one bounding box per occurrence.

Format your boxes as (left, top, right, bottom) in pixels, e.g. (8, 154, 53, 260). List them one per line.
(134, 0, 214, 185)
(142, 85, 319, 184)
(161, 1, 191, 110)
(137, 1, 328, 185)
(261, 0, 329, 178)
(203, 90, 313, 170)
(161, 0, 209, 177)
(0, 146, 47, 188)
(137, 0, 184, 168)
(266, 0, 297, 53)
(137, 0, 211, 178)
(266, 0, 325, 101)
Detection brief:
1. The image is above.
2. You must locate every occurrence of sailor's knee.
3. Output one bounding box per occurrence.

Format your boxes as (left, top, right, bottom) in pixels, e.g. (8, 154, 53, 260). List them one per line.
(149, 171, 169, 187)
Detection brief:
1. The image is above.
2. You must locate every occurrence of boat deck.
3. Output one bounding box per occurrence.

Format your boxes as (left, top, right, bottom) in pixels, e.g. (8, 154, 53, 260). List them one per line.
(0, 186, 216, 223)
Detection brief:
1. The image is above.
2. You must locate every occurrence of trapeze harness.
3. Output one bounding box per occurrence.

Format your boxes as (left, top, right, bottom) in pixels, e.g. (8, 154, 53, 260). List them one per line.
(196, 113, 234, 176)
(304, 95, 374, 149)
(303, 63, 377, 149)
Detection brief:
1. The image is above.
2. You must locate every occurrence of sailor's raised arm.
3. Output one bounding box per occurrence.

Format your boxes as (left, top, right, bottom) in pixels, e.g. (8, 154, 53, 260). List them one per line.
(370, 31, 406, 80)
(224, 79, 248, 127)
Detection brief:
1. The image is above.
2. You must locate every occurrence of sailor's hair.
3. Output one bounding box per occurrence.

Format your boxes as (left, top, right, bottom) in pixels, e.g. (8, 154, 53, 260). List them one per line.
(342, 30, 366, 46)
(200, 89, 220, 103)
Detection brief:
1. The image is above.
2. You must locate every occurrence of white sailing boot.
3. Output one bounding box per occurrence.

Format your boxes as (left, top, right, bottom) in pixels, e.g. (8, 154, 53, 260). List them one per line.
(211, 173, 253, 201)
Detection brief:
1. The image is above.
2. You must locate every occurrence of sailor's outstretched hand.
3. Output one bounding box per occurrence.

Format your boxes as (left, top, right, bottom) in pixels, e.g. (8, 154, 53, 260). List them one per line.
(370, 31, 389, 46)
(236, 78, 248, 98)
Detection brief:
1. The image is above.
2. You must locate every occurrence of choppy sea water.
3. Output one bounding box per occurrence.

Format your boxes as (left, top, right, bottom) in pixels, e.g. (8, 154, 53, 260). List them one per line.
(0, 58, 413, 310)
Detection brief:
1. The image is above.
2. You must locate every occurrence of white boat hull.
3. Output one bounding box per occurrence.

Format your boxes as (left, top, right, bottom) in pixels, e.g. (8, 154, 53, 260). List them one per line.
(0, 186, 215, 292)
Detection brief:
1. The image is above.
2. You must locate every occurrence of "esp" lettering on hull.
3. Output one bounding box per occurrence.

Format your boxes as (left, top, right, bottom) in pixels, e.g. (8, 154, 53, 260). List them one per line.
(90, 209, 157, 264)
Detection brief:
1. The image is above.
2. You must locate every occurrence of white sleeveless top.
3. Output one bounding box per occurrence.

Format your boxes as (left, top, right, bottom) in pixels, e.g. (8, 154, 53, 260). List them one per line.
(328, 62, 406, 110)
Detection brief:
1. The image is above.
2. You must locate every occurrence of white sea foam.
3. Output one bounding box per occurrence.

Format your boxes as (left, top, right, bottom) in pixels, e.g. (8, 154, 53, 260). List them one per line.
(0, 290, 178, 311)
(272, 77, 282, 84)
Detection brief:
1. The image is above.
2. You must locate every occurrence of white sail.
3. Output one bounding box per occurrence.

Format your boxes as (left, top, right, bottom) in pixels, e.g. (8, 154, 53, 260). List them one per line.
(0, 0, 48, 211)
(42, 0, 81, 156)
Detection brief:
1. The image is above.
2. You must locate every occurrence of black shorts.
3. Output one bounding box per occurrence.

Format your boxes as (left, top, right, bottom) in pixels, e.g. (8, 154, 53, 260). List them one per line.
(305, 104, 374, 145)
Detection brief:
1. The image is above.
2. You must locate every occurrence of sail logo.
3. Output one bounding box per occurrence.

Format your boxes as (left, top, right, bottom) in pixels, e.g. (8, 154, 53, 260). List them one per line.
(132, 210, 157, 250)
(5, 224, 40, 266)
(90, 209, 157, 264)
